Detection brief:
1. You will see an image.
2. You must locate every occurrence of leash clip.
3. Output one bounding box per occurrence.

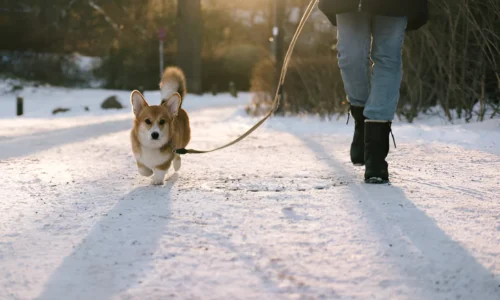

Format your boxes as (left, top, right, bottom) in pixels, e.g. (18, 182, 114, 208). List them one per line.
(169, 143, 177, 154)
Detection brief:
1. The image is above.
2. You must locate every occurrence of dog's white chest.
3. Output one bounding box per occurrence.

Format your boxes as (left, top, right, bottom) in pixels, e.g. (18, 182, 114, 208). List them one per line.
(137, 147, 172, 169)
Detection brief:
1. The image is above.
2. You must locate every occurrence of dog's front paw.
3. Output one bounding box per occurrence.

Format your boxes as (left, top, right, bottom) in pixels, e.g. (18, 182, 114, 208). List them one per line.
(138, 167, 153, 177)
(173, 155, 181, 172)
(150, 177, 164, 185)
(150, 170, 166, 185)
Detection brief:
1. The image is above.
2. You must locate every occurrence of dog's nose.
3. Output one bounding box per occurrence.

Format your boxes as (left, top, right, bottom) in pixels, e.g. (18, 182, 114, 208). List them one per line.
(151, 132, 159, 140)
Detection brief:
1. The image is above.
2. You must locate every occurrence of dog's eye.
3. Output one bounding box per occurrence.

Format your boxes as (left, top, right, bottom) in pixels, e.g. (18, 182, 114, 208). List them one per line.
(159, 119, 165, 125)
(145, 119, 151, 125)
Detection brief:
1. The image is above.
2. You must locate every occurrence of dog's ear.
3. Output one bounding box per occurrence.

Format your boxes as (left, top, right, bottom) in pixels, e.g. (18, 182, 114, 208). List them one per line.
(130, 90, 148, 116)
(162, 93, 181, 116)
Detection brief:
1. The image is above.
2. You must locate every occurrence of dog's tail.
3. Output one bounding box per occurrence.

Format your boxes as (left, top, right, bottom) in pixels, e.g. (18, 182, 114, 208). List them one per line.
(160, 66, 186, 105)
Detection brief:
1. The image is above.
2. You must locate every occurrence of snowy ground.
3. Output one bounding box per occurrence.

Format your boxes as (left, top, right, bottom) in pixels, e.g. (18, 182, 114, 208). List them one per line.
(0, 84, 499, 300)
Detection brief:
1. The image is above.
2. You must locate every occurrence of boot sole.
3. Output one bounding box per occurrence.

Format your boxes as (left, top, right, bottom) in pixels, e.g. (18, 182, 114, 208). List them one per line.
(364, 177, 390, 184)
(353, 163, 365, 167)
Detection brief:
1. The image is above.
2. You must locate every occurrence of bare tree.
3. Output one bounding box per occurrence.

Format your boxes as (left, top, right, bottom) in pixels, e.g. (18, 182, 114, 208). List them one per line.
(177, 0, 203, 94)
(273, 0, 286, 114)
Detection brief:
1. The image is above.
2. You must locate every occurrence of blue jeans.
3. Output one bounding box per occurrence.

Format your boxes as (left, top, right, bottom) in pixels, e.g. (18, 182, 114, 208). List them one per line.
(336, 13, 407, 121)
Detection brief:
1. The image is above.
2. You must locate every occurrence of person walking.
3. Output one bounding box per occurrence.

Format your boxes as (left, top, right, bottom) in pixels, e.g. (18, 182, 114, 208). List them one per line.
(318, 0, 429, 183)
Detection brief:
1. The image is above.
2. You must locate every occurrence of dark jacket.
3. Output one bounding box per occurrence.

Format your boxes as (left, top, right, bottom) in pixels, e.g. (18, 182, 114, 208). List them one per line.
(318, 0, 428, 31)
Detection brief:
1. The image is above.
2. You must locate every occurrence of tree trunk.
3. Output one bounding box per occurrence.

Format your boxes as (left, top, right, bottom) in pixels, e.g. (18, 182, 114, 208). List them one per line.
(177, 0, 203, 94)
(274, 0, 286, 114)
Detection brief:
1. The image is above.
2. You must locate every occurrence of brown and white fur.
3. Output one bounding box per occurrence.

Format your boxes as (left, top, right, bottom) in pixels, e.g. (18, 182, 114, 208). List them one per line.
(130, 67, 191, 185)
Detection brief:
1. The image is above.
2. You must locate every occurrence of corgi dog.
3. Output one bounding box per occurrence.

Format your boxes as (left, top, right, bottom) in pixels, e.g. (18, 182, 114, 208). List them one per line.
(130, 67, 191, 185)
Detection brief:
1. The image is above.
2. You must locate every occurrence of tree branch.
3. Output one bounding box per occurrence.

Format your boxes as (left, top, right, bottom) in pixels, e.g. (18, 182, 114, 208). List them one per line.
(88, 0, 120, 32)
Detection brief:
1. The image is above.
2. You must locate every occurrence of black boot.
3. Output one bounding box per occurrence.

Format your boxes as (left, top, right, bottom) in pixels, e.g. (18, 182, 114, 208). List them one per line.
(364, 120, 393, 184)
(349, 105, 366, 166)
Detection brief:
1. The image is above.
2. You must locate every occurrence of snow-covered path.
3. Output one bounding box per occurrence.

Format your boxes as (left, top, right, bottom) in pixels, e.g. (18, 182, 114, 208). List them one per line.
(0, 90, 499, 300)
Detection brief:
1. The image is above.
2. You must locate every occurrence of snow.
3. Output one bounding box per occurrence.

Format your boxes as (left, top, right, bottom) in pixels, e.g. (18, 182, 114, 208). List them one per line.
(71, 53, 102, 73)
(0, 83, 499, 299)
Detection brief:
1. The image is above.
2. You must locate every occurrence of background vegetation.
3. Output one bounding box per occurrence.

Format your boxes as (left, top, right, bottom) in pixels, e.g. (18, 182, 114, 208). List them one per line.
(1, 0, 498, 122)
